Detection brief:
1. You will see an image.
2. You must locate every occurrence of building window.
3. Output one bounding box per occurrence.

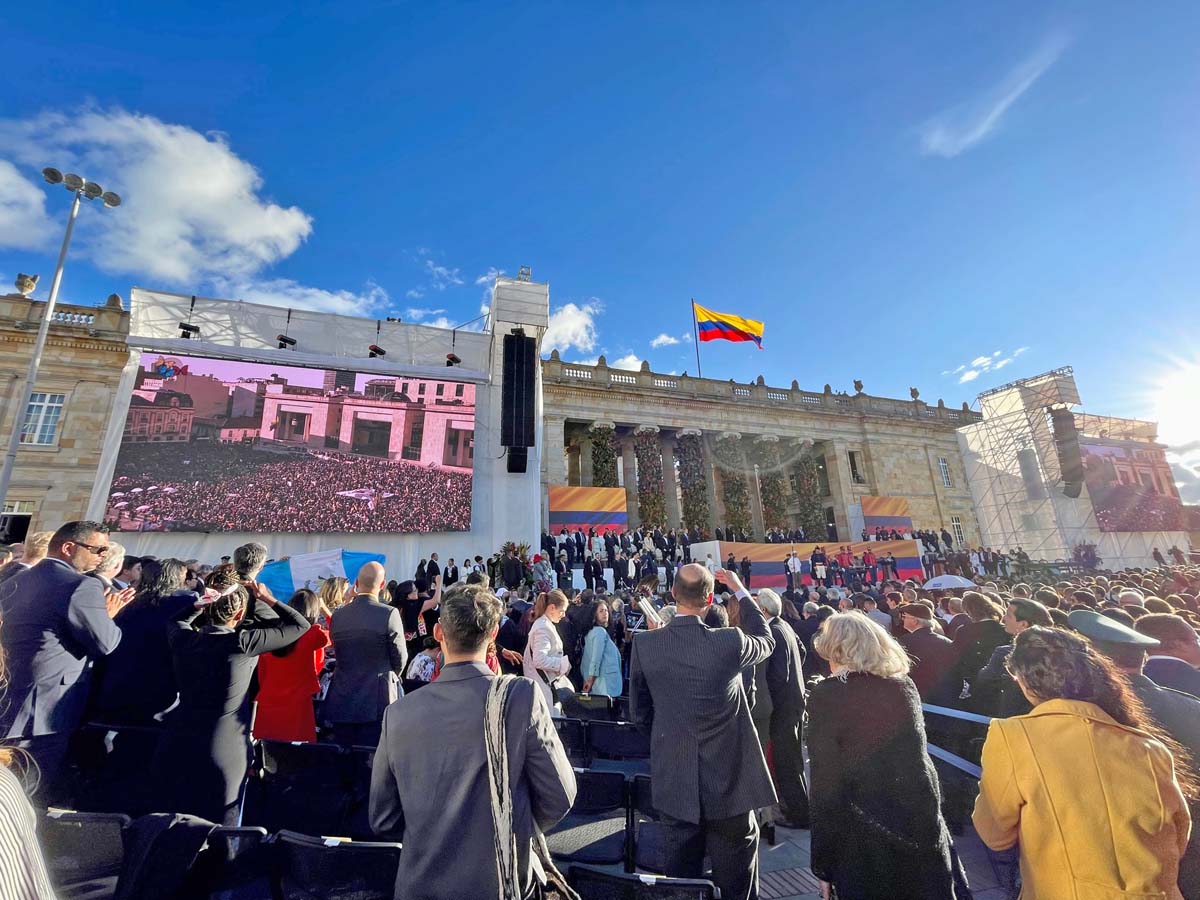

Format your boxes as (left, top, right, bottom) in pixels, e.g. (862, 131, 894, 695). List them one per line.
(938, 456, 953, 488)
(848, 450, 866, 485)
(950, 515, 965, 545)
(435, 384, 444, 397)
(2, 500, 36, 514)
(20, 392, 66, 446)
(417, 383, 426, 395)
(455, 383, 465, 398)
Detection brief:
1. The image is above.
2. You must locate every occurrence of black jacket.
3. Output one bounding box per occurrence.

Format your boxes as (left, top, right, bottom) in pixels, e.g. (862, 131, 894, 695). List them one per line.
(898, 626, 959, 705)
(808, 673, 967, 899)
(765, 617, 806, 722)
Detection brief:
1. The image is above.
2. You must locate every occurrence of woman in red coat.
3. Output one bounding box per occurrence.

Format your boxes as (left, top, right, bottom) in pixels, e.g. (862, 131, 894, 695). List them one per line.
(253, 589, 330, 743)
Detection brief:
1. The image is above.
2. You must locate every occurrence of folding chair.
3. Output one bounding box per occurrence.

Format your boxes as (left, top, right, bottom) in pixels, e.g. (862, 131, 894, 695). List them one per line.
(241, 741, 353, 837)
(39, 808, 130, 900)
(553, 717, 592, 768)
(627, 774, 668, 874)
(546, 769, 627, 865)
(179, 826, 273, 900)
(587, 721, 650, 777)
(567, 865, 717, 900)
(273, 829, 402, 900)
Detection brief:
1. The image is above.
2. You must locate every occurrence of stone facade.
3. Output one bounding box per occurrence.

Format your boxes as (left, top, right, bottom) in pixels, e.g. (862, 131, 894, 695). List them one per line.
(542, 354, 982, 544)
(0, 292, 131, 536)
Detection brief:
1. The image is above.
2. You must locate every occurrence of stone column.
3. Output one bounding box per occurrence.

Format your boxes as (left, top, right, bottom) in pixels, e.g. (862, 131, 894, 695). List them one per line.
(661, 433, 681, 528)
(703, 432, 723, 533)
(566, 442, 581, 485)
(750, 434, 779, 537)
(542, 415, 567, 530)
(621, 435, 640, 529)
(579, 429, 594, 486)
(826, 437, 855, 541)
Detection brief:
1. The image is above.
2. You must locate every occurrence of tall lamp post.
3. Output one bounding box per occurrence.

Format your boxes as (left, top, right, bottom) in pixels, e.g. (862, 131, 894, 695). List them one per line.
(0, 168, 121, 510)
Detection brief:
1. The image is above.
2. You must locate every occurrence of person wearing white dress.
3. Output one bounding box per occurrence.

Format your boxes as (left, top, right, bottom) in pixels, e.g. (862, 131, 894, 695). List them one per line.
(523, 590, 571, 716)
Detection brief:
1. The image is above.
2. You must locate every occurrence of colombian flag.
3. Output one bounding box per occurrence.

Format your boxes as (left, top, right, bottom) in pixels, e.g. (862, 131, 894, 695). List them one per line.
(694, 302, 764, 348)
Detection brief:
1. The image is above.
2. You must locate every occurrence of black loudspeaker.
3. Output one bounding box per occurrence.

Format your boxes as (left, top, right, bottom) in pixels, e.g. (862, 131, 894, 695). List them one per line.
(1050, 408, 1084, 498)
(1017, 447, 1048, 500)
(507, 447, 528, 474)
(501, 332, 536, 449)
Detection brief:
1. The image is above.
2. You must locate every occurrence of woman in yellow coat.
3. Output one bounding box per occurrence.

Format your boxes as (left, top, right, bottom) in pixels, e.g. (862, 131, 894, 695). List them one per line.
(973, 626, 1194, 899)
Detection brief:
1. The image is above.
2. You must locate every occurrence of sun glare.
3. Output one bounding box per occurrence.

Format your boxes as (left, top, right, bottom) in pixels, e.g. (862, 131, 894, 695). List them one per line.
(1149, 356, 1200, 449)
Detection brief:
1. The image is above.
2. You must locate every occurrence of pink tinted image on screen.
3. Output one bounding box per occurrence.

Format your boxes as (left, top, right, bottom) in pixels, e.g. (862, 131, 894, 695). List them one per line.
(103, 354, 475, 534)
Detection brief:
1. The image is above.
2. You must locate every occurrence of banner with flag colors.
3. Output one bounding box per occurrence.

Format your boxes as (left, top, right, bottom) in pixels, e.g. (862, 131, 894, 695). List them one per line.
(547, 486, 629, 534)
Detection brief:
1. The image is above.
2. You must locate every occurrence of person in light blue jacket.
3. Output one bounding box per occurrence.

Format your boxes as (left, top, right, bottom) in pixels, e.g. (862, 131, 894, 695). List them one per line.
(581, 600, 623, 698)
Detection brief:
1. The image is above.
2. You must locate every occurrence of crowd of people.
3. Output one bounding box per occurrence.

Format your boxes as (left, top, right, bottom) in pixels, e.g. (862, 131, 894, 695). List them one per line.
(104, 442, 472, 533)
(1, 518, 1199, 900)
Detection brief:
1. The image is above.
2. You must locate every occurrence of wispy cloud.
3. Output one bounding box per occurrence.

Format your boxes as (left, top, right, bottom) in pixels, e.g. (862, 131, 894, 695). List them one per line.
(919, 33, 1069, 158)
(404, 306, 446, 321)
(946, 347, 1030, 383)
(650, 331, 692, 349)
(424, 258, 464, 290)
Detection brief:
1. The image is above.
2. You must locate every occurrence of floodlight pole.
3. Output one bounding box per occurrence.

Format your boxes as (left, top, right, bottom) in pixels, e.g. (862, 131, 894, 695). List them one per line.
(0, 189, 82, 509)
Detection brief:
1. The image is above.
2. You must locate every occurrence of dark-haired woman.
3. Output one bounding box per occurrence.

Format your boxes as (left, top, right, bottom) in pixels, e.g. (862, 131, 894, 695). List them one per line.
(951, 591, 1008, 709)
(151, 575, 309, 824)
(91, 557, 199, 725)
(581, 600, 622, 698)
(974, 626, 1193, 899)
(253, 589, 330, 743)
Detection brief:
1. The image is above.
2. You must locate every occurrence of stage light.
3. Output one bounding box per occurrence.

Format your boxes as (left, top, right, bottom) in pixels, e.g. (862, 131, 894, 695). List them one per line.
(446, 353, 461, 367)
(101, 191, 122, 208)
(83, 181, 103, 200)
(179, 322, 201, 339)
(369, 344, 386, 358)
(63, 173, 85, 192)
(42, 168, 64, 185)
(276, 334, 297, 349)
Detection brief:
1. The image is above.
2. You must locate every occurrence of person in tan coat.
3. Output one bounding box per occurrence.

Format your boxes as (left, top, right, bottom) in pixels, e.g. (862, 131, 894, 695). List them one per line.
(973, 626, 1194, 899)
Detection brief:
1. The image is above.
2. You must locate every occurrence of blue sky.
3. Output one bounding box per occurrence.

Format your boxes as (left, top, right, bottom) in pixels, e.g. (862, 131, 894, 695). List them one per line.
(2, 2, 1198, 496)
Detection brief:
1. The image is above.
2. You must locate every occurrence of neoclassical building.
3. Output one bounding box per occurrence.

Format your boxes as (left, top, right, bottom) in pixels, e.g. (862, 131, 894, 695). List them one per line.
(541, 353, 983, 545)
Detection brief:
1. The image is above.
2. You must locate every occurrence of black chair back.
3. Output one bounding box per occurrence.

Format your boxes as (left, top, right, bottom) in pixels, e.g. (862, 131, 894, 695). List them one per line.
(273, 829, 402, 900)
(567, 865, 716, 899)
(553, 717, 591, 766)
(587, 721, 650, 760)
(40, 808, 130, 887)
(242, 741, 354, 838)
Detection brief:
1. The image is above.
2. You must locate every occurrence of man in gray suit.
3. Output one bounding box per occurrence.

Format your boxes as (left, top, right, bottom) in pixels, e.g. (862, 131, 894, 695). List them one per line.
(370, 583, 575, 900)
(0, 521, 123, 800)
(324, 562, 408, 746)
(630, 564, 777, 900)
(760, 590, 810, 829)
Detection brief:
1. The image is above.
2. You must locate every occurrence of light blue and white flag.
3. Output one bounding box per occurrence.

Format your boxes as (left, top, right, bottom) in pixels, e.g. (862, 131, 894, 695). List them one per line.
(257, 548, 387, 601)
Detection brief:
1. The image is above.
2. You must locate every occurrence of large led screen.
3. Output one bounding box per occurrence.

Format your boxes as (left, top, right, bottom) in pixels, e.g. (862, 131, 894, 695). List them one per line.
(104, 354, 475, 533)
(1080, 440, 1183, 532)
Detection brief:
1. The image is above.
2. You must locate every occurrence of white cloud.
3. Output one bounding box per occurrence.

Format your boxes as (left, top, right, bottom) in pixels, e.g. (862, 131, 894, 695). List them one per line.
(543, 300, 602, 354)
(0, 108, 313, 282)
(0, 160, 55, 250)
(970, 355, 992, 367)
(424, 258, 463, 290)
(994, 357, 1013, 369)
(571, 356, 600, 366)
(612, 353, 643, 371)
(946, 347, 1031, 383)
(405, 288, 424, 300)
(959, 369, 981, 383)
(214, 277, 389, 316)
(1014, 346, 1030, 356)
(919, 33, 1069, 158)
(650, 333, 680, 349)
(403, 306, 446, 321)
(475, 266, 505, 286)
(1167, 442, 1200, 504)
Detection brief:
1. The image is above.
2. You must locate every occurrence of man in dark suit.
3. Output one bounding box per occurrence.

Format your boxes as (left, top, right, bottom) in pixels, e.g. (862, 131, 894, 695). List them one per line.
(554, 553, 572, 591)
(425, 553, 441, 587)
(760, 590, 810, 829)
(442, 558, 460, 587)
(501, 548, 524, 590)
(897, 603, 958, 705)
(1135, 614, 1200, 698)
(0, 521, 124, 800)
(573, 530, 586, 562)
(370, 584, 576, 899)
(324, 562, 408, 746)
(630, 564, 776, 900)
(588, 555, 606, 593)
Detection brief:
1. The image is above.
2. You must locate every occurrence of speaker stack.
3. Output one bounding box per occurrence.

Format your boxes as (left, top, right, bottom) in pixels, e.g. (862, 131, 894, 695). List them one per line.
(501, 331, 537, 473)
(1049, 408, 1084, 498)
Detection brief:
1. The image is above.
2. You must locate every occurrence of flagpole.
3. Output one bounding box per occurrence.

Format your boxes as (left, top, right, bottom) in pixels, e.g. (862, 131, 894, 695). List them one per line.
(691, 299, 702, 378)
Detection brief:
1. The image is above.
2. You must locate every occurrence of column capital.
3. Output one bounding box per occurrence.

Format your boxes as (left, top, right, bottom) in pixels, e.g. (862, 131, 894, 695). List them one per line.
(590, 420, 616, 431)
(634, 424, 660, 435)
(678, 427, 704, 438)
(717, 431, 742, 442)
(754, 434, 780, 444)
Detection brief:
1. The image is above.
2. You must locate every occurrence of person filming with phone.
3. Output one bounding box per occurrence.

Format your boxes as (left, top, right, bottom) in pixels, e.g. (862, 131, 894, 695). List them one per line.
(630, 563, 777, 900)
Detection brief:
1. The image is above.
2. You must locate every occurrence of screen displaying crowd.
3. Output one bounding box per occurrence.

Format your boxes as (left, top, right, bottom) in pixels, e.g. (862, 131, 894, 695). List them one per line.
(1081, 440, 1185, 533)
(102, 354, 475, 534)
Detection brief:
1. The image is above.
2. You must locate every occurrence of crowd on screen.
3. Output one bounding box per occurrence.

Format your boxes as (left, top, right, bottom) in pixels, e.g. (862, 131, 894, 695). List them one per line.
(1, 519, 1199, 899)
(104, 442, 472, 533)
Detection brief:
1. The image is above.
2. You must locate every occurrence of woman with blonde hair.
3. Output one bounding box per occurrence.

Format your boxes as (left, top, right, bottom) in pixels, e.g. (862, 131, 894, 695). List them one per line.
(523, 590, 572, 716)
(808, 612, 969, 900)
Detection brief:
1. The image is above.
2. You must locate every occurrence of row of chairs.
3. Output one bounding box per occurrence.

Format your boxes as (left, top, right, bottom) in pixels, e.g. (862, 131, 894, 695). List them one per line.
(554, 717, 651, 773)
(41, 808, 714, 900)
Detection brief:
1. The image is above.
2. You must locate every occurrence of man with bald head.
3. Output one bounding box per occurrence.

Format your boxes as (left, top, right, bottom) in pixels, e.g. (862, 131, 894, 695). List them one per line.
(630, 562, 776, 900)
(324, 561, 408, 746)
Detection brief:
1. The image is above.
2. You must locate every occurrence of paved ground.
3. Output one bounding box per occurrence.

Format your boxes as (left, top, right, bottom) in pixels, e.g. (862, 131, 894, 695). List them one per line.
(759, 822, 1009, 900)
